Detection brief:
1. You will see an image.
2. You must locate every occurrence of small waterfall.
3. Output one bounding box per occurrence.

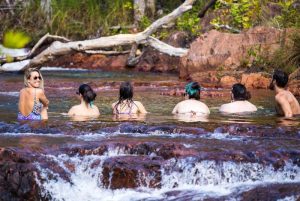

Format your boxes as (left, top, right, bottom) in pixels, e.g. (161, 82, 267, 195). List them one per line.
(161, 158, 300, 188)
(35, 147, 300, 201)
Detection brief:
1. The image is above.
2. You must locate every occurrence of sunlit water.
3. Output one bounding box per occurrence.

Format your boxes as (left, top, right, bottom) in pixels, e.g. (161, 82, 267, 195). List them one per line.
(0, 69, 299, 201)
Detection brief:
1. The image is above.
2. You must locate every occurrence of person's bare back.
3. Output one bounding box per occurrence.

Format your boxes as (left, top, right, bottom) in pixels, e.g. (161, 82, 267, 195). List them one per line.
(270, 69, 300, 118)
(275, 90, 300, 117)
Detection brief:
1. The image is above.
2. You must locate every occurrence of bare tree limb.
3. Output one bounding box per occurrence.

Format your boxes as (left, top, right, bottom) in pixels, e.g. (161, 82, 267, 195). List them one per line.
(29, 33, 71, 57)
(198, 0, 217, 18)
(126, 43, 143, 67)
(0, 0, 196, 71)
(147, 36, 188, 56)
(84, 50, 131, 55)
(142, 0, 196, 36)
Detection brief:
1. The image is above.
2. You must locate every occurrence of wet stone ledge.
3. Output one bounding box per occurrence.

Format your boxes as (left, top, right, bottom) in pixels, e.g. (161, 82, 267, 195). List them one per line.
(102, 156, 162, 189)
(0, 148, 47, 201)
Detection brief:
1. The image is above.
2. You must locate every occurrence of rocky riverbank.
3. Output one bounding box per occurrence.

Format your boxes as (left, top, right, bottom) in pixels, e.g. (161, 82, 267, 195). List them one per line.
(43, 26, 299, 95)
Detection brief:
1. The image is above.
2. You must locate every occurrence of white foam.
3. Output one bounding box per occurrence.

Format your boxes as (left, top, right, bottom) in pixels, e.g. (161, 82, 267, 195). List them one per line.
(41, 67, 88, 71)
(1, 132, 67, 137)
(277, 195, 300, 201)
(0, 91, 19, 97)
(36, 153, 300, 201)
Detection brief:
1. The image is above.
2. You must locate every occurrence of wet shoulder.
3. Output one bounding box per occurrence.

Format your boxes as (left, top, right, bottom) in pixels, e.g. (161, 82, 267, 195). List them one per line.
(133, 101, 143, 106)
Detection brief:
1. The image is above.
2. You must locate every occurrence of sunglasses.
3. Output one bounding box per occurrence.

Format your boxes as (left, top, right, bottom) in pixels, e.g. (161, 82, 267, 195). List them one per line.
(76, 91, 80, 95)
(33, 76, 42, 80)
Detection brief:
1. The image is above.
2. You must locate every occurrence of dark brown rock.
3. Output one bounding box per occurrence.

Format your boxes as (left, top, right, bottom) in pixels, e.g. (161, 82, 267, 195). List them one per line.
(136, 47, 180, 72)
(0, 148, 45, 201)
(102, 156, 162, 189)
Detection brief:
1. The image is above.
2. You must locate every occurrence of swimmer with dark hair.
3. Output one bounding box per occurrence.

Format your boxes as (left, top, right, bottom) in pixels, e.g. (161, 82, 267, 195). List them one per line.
(112, 81, 147, 115)
(68, 84, 100, 117)
(219, 83, 257, 113)
(269, 69, 300, 117)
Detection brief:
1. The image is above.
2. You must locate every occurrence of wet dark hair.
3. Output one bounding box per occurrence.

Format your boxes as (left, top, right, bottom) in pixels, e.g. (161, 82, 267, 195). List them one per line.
(119, 81, 133, 100)
(78, 84, 96, 104)
(114, 82, 137, 113)
(185, 82, 201, 100)
(272, 69, 288, 88)
(232, 83, 251, 101)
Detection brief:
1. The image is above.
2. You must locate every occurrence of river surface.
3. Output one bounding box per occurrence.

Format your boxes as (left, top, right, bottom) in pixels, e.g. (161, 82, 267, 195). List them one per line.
(0, 69, 299, 201)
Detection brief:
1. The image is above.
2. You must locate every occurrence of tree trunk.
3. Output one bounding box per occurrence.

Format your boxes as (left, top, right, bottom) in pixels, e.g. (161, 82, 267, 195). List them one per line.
(40, 0, 52, 22)
(134, 0, 146, 26)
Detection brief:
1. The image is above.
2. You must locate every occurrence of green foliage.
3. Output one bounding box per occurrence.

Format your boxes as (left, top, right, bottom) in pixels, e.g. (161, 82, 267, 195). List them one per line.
(139, 16, 152, 30)
(287, 34, 300, 68)
(272, 0, 300, 28)
(211, 0, 300, 31)
(3, 30, 31, 49)
(49, 0, 134, 38)
(211, 0, 261, 30)
(176, 12, 200, 36)
(1, 0, 135, 42)
(268, 34, 300, 74)
(175, 1, 204, 37)
(245, 45, 271, 72)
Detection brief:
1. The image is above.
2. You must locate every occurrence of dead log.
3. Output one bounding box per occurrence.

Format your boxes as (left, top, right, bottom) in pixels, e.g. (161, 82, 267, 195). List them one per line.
(0, 0, 196, 71)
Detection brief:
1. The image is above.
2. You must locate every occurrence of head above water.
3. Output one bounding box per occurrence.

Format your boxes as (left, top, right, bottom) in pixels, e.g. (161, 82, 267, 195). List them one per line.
(270, 69, 289, 89)
(185, 82, 201, 100)
(231, 83, 251, 101)
(119, 81, 133, 101)
(78, 84, 97, 104)
(24, 68, 44, 89)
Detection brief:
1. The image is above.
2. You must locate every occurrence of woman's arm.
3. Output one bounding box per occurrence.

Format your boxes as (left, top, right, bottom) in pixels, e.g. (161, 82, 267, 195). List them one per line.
(37, 89, 49, 107)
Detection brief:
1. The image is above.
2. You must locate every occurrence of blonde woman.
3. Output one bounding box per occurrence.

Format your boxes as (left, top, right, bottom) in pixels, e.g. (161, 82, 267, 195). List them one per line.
(18, 68, 49, 120)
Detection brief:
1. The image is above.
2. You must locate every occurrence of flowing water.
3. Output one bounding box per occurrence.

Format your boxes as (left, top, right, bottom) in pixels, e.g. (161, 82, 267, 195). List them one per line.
(0, 69, 299, 201)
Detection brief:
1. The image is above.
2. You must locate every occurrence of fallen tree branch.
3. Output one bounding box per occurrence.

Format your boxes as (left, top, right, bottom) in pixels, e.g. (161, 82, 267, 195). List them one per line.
(29, 33, 71, 57)
(147, 36, 188, 56)
(84, 50, 131, 55)
(0, 0, 196, 71)
(126, 43, 144, 67)
(109, 25, 136, 30)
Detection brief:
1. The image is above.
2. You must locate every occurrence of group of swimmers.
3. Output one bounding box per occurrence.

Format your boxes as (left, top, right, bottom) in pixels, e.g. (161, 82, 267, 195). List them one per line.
(18, 68, 300, 121)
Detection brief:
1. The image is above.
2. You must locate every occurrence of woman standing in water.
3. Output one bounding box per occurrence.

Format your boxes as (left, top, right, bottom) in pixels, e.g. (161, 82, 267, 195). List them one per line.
(18, 68, 49, 120)
(112, 81, 147, 115)
(172, 82, 210, 116)
(68, 84, 100, 117)
(219, 83, 257, 113)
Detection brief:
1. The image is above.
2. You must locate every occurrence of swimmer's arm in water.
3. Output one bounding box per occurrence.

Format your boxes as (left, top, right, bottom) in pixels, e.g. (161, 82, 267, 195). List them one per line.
(136, 101, 147, 114)
(37, 89, 49, 107)
(276, 95, 293, 118)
